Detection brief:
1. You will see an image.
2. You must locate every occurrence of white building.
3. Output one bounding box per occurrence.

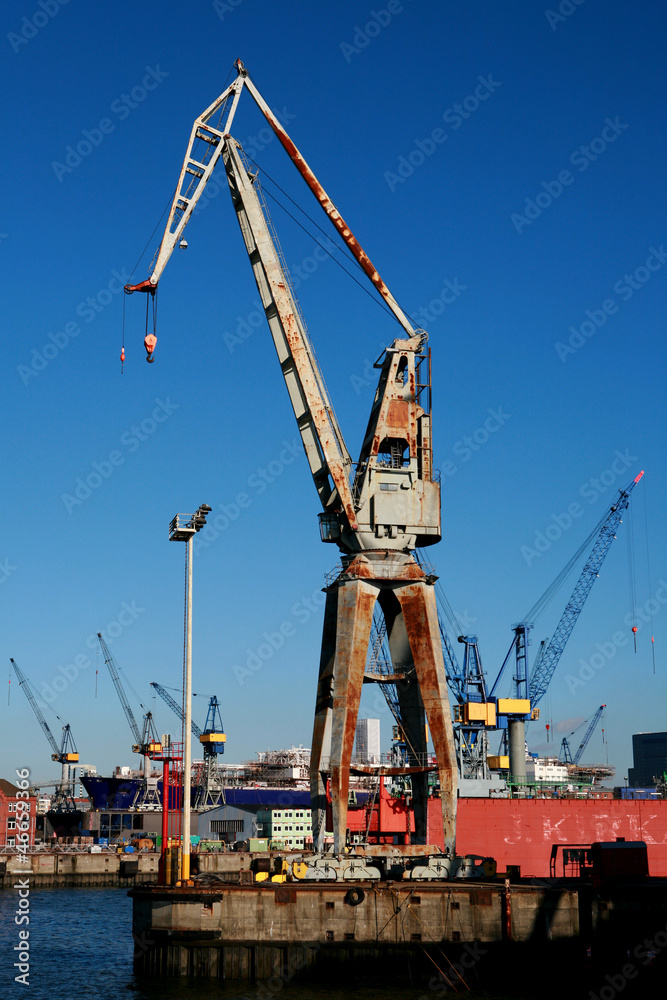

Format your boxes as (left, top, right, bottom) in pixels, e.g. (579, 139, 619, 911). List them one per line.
(355, 718, 381, 764)
(525, 757, 569, 783)
(261, 807, 312, 849)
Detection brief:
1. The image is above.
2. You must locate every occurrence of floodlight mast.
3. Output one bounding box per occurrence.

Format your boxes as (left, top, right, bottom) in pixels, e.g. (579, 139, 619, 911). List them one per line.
(125, 62, 457, 853)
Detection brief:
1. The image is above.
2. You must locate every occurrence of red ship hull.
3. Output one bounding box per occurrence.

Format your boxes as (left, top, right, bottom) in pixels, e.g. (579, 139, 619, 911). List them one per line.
(340, 787, 667, 876)
(450, 797, 667, 876)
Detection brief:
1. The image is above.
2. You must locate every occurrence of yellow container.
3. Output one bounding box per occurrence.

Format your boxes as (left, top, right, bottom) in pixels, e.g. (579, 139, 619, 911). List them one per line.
(487, 755, 510, 770)
(464, 702, 497, 726)
(496, 698, 531, 716)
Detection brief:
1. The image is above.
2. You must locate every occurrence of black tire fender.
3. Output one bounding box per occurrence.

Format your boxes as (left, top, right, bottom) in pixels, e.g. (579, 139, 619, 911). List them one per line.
(344, 887, 365, 906)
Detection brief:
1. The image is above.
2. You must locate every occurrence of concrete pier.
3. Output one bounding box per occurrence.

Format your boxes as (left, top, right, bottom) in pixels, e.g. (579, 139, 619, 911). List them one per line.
(130, 878, 579, 979)
(129, 861, 667, 989)
(0, 851, 159, 887)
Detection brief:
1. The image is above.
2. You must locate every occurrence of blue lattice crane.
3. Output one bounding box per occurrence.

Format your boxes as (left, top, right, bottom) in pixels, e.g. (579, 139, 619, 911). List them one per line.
(150, 682, 226, 807)
(528, 473, 643, 706)
(150, 682, 226, 755)
(451, 636, 497, 780)
(151, 681, 203, 739)
(10, 658, 79, 811)
(492, 472, 643, 780)
(560, 704, 606, 765)
(97, 635, 162, 806)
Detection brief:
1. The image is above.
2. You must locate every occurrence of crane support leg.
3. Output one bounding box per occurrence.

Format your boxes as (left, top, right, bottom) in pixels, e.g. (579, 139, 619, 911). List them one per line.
(395, 581, 458, 853)
(380, 590, 430, 841)
(309, 554, 458, 855)
(329, 578, 377, 854)
(310, 588, 338, 851)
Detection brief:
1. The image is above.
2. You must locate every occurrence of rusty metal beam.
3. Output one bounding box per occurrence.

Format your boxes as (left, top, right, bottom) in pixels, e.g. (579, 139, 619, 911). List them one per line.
(310, 555, 457, 855)
(310, 586, 338, 851)
(397, 582, 458, 854)
(328, 578, 377, 853)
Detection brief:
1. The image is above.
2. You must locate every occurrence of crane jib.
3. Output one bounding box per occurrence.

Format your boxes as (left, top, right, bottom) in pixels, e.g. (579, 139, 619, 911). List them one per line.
(528, 472, 644, 706)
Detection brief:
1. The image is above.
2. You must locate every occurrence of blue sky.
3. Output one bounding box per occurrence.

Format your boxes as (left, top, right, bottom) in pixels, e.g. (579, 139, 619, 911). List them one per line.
(1, 0, 665, 788)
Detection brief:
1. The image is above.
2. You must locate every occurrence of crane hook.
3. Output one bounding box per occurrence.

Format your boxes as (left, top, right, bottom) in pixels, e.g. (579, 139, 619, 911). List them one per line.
(144, 333, 157, 363)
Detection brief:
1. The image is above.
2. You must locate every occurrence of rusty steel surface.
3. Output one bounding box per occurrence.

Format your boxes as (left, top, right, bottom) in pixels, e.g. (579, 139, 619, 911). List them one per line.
(328, 578, 377, 852)
(363, 671, 407, 683)
(397, 582, 458, 854)
(223, 139, 359, 533)
(309, 556, 457, 855)
(310, 587, 338, 850)
(339, 553, 428, 582)
(350, 764, 438, 776)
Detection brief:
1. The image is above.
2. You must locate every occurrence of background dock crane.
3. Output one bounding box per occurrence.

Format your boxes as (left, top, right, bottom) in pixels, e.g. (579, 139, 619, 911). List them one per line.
(96, 634, 162, 808)
(560, 704, 607, 766)
(378, 473, 642, 790)
(489, 472, 644, 780)
(150, 682, 226, 808)
(125, 59, 457, 853)
(10, 657, 79, 811)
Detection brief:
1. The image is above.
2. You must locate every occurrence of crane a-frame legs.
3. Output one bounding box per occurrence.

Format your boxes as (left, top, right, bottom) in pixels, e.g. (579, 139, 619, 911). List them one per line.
(310, 553, 457, 854)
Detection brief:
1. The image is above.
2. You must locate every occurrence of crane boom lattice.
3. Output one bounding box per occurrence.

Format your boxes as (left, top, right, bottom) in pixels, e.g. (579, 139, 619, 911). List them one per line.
(528, 473, 643, 706)
(97, 633, 142, 744)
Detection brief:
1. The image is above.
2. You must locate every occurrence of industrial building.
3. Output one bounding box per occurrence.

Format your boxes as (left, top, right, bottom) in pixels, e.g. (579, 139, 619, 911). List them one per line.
(0, 778, 36, 849)
(354, 718, 381, 764)
(628, 731, 667, 787)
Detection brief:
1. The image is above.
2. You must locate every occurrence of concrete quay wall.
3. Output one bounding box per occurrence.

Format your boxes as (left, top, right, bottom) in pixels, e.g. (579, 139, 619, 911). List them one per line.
(130, 880, 580, 980)
(0, 851, 159, 887)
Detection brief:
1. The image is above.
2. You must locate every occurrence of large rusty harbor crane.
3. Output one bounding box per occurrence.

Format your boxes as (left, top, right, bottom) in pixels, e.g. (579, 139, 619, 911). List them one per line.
(125, 60, 456, 852)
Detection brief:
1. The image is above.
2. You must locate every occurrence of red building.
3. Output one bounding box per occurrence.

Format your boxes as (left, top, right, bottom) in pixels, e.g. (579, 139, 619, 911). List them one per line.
(0, 778, 37, 848)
